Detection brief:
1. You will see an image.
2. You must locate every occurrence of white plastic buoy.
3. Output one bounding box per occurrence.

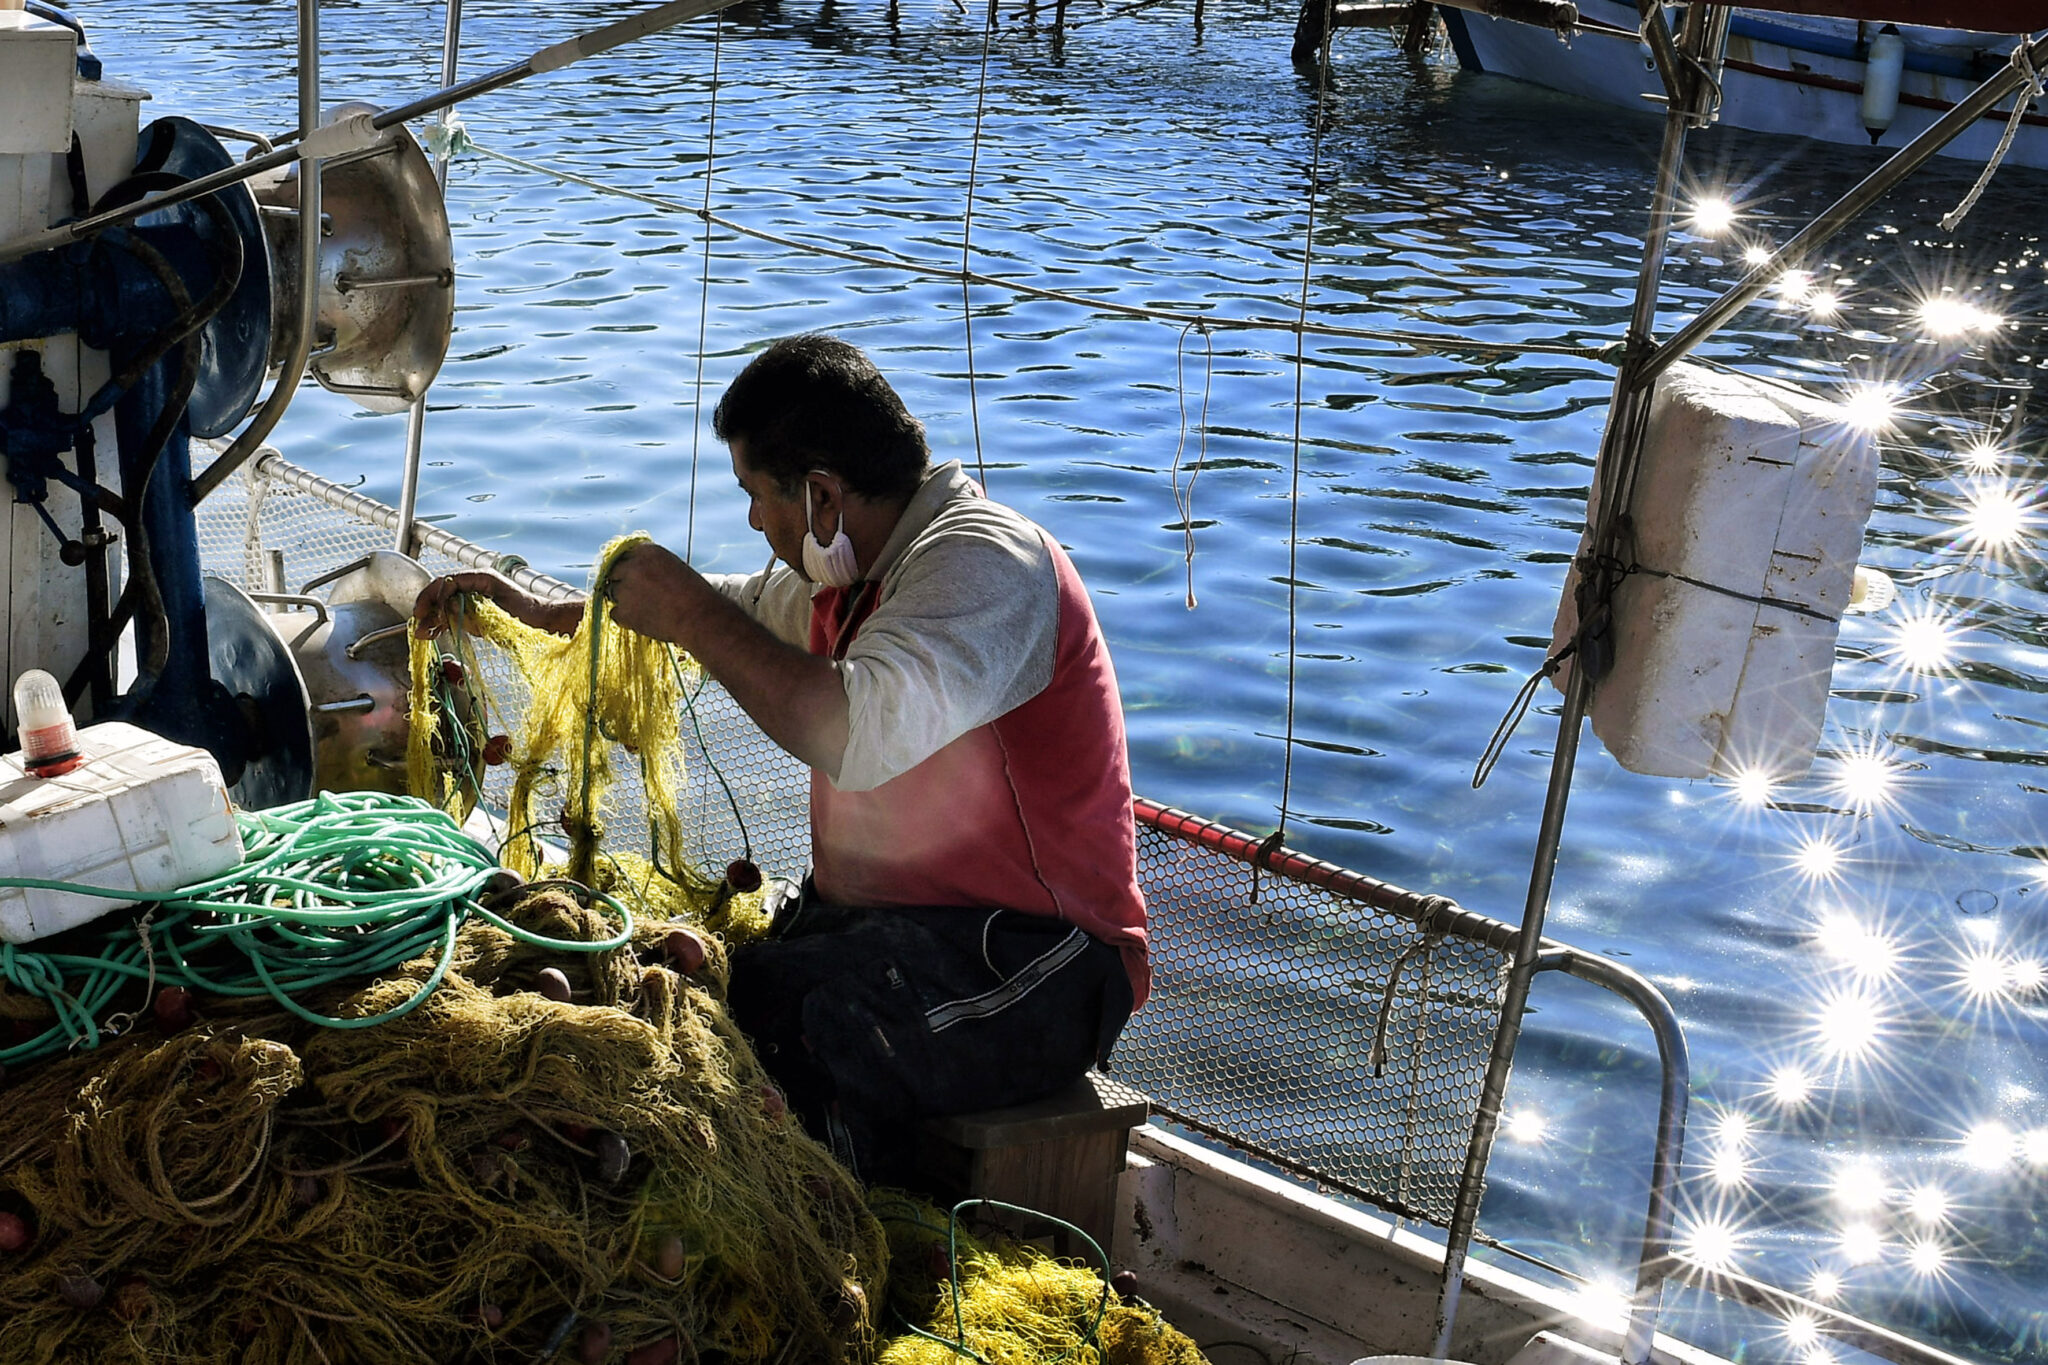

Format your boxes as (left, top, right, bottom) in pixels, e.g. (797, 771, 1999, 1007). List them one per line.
(1551, 363, 1879, 780)
(1861, 25, 1906, 143)
(1847, 565, 1897, 615)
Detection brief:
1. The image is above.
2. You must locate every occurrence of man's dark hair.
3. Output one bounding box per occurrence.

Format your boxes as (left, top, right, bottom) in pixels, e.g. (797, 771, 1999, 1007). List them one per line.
(713, 334, 930, 503)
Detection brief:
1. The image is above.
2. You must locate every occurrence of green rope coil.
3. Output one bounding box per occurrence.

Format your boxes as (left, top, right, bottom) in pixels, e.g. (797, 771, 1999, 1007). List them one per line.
(0, 790, 631, 1066)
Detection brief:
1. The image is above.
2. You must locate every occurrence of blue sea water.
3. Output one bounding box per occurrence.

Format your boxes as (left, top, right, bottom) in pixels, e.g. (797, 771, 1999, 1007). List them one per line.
(67, 1, 2048, 1359)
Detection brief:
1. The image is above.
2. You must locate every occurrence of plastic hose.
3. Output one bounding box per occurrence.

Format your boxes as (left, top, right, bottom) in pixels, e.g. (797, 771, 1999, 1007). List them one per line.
(0, 790, 631, 1065)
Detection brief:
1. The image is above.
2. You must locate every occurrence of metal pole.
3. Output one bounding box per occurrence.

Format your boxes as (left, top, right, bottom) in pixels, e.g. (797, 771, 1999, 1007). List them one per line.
(393, 0, 465, 556)
(1541, 949, 1691, 1365)
(1430, 6, 1728, 1358)
(0, 0, 742, 267)
(190, 0, 323, 508)
(1643, 28, 2048, 389)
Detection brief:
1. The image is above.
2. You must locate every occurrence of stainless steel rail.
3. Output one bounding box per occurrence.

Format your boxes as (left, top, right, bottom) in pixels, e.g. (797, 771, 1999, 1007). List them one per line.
(393, 0, 468, 558)
(1436, 6, 1731, 1359)
(1534, 947, 1690, 1365)
(233, 448, 579, 605)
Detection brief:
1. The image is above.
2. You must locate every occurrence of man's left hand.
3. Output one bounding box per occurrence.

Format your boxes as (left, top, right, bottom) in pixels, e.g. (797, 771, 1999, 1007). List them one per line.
(602, 542, 696, 642)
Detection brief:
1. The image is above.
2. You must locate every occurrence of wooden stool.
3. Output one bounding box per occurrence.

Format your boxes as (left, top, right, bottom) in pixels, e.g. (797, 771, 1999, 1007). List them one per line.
(915, 1071, 1150, 1258)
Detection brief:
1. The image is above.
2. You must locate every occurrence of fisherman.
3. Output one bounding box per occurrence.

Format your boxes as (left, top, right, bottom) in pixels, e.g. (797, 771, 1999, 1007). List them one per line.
(414, 333, 1149, 1182)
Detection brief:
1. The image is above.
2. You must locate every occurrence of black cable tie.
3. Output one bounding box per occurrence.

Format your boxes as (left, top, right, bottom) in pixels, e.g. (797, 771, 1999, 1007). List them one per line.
(1629, 561, 1840, 625)
(1248, 827, 1286, 906)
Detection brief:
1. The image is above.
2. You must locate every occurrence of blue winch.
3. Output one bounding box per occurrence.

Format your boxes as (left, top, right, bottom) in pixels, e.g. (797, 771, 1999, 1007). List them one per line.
(0, 2, 453, 808)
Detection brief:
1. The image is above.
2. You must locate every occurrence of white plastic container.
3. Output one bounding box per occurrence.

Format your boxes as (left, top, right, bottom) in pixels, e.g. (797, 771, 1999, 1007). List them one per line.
(0, 11, 76, 156)
(1552, 362, 1878, 780)
(0, 721, 244, 942)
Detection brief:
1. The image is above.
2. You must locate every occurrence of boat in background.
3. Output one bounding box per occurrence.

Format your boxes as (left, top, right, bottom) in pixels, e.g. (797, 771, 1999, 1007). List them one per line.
(1438, 3, 2048, 171)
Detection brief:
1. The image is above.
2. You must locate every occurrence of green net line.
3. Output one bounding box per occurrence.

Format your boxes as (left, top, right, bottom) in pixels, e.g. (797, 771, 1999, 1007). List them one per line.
(0, 790, 631, 1064)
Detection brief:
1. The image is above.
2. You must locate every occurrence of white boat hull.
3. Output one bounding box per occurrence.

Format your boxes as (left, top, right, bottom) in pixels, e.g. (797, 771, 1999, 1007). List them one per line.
(1442, 3, 2048, 171)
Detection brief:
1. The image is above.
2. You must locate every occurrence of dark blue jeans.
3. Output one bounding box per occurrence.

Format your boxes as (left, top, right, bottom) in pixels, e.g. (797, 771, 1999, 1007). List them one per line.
(727, 888, 1134, 1186)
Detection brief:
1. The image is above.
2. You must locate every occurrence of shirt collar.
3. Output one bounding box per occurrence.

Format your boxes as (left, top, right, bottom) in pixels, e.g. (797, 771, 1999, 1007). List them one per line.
(857, 460, 979, 585)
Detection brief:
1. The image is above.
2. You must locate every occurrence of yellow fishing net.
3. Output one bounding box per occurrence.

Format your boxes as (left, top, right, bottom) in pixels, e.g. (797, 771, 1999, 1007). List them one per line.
(873, 1196, 1208, 1365)
(0, 887, 880, 1364)
(407, 534, 770, 943)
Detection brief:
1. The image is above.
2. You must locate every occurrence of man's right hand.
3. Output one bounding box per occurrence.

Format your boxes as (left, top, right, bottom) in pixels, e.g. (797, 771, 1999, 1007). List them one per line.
(413, 570, 585, 638)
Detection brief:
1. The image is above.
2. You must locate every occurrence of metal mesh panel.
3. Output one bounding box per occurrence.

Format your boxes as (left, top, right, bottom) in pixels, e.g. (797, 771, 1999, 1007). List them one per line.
(1115, 809, 1512, 1228)
(189, 450, 1509, 1226)
(193, 453, 395, 597)
(675, 680, 811, 883)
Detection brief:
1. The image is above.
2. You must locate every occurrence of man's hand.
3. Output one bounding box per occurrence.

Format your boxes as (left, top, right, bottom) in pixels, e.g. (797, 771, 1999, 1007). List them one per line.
(600, 543, 691, 640)
(413, 569, 584, 638)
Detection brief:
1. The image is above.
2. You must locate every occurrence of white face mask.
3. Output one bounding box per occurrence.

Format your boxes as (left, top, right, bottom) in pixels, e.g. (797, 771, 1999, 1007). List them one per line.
(801, 476, 860, 588)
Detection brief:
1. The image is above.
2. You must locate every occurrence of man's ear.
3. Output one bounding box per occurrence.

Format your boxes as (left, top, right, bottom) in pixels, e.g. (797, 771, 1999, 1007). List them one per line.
(804, 470, 846, 515)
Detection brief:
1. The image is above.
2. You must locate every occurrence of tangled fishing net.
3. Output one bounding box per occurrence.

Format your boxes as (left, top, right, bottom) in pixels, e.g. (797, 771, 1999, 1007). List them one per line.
(407, 533, 772, 944)
(873, 1196, 1207, 1365)
(0, 543, 1213, 1364)
(0, 877, 880, 1363)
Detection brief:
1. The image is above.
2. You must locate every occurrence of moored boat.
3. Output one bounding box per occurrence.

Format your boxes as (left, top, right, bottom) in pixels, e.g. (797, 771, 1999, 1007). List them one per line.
(1438, 3, 2048, 171)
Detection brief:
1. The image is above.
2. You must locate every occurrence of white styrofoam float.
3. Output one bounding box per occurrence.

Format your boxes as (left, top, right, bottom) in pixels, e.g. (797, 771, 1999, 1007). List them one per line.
(1552, 361, 1879, 780)
(0, 721, 244, 942)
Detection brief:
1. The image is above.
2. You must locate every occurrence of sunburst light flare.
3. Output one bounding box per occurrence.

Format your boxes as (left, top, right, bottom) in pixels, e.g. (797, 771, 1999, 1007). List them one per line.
(1959, 1120, 2017, 1171)
(1959, 439, 2002, 475)
(1883, 608, 1962, 675)
(1708, 1147, 1751, 1189)
(1779, 1313, 1823, 1354)
(1570, 1278, 1632, 1332)
(1808, 1269, 1844, 1302)
(1904, 1235, 1953, 1279)
(1838, 383, 1900, 434)
(1906, 1183, 1951, 1225)
(1917, 293, 2001, 337)
(1956, 945, 2030, 1004)
(1729, 765, 1776, 807)
(1829, 746, 1901, 812)
(1830, 1158, 1887, 1213)
(1691, 195, 1737, 236)
(1817, 912, 1900, 985)
(2024, 1129, 2048, 1168)
(1790, 835, 1846, 884)
(1838, 1219, 1885, 1265)
(1767, 1063, 1817, 1108)
(1956, 481, 2031, 556)
(1813, 986, 1887, 1061)
(1678, 1216, 1745, 1273)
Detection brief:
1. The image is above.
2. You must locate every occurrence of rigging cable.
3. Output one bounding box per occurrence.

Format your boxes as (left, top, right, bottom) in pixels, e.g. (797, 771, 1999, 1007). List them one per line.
(1169, 320, 1214, 610)
(685, 11, 724, 562)
(1262, 0, 1341, 896)
(959, 0, 1000, 487)
(453, 141, 1622, 358)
